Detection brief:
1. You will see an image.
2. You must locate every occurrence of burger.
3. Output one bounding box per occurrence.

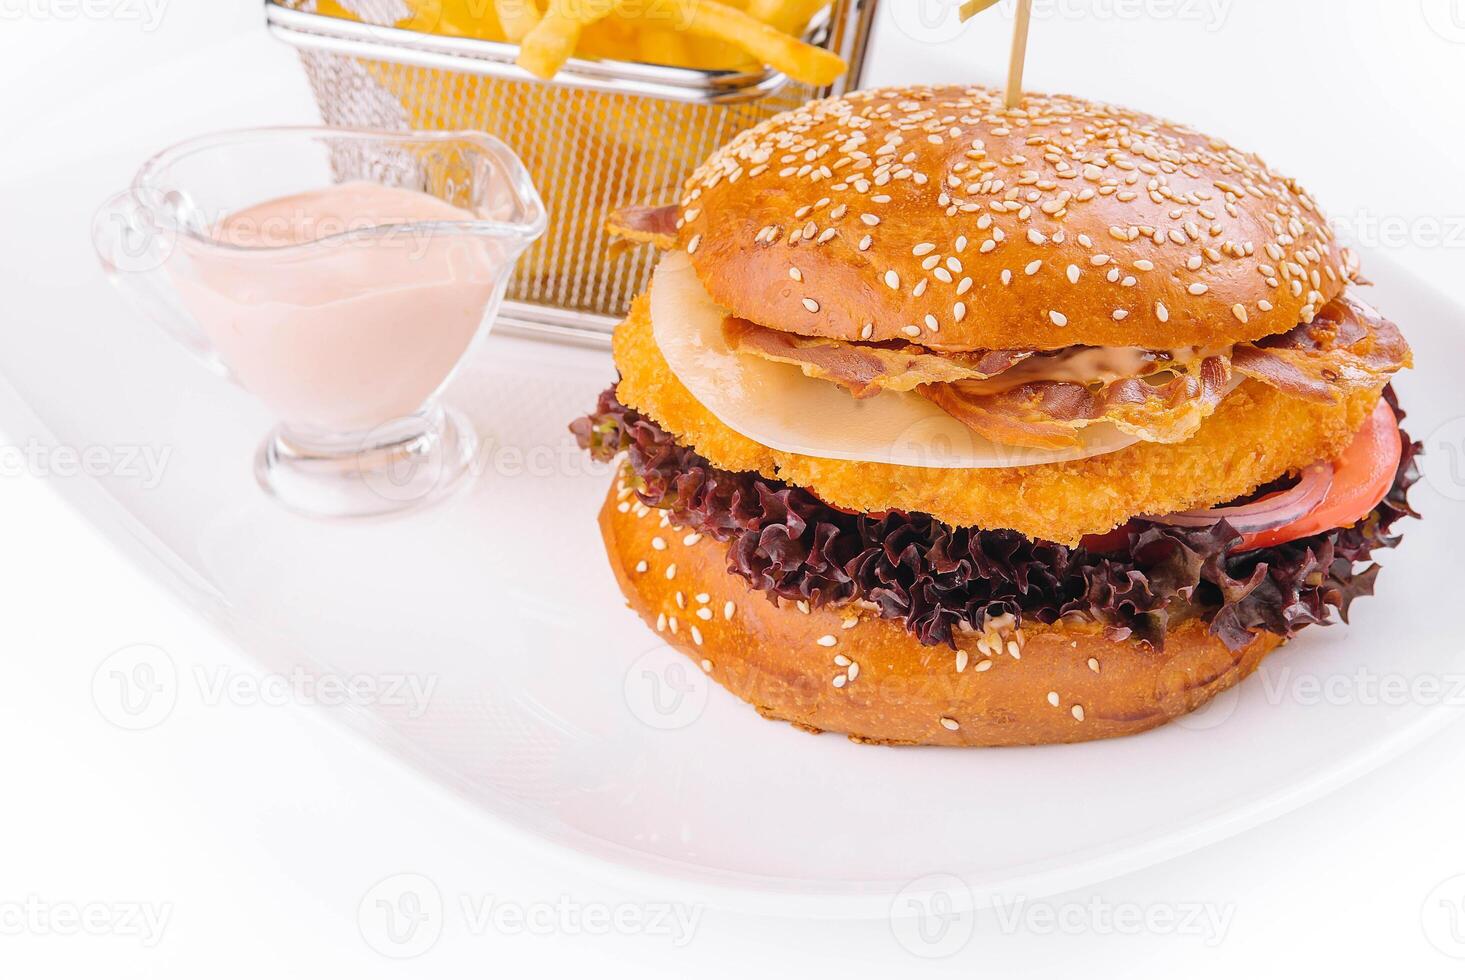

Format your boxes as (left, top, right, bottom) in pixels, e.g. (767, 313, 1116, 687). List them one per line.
(572, 85, 1419, 746)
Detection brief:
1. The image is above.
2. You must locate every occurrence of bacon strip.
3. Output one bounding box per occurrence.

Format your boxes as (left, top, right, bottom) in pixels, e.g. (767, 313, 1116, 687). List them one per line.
(606, 204, 679, 250)
(722, 293, 1408, 450)
(921, 357, 1231, 450)
(1230, 296, 1412, 403)
(723, 316, 1029, 398)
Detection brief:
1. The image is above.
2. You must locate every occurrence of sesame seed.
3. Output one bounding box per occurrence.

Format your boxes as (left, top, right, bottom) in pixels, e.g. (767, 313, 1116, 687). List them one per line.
(683, 532, 701, 546)
(802, 297, 820, 312)
(860, 213, 879, 226)
(847, 662, 860, 681)
(884, 269, 900, 289)
(651, 536, 666, 551)
(858, 235, 872, 251)
(956, 277, 972, 295)
(833, 654, 851, 667)
(724, 601, 735, 619)
(832, 674, 847, 688)
(940, 717, 960, 731)
(924, 314, 939, 332)
(817, 634, 837, 647)
(1155, 301, 1169, 322)
(1087, 657, 1100, 673)
(686, 234, 701, 254)
(1134, 259, 1155, 271)
(1090, 253, 1110, 266)
(1047, 691, 1060, 707)
(1027, 228, 1047, 246)
(690, 626, 704, 646)
(860, 322, 873, 339)
(1112, 309, 1128, 320)
(1071, 704, 1085, 721)
(953, 301, 966, 322)
(841, 616, 858, 629)
(1188, 283, 1209, 295)
(700, 659, 712, 672)
(1049, 310, 1068, 326)
(912, 243, 935, 256)
(956, 649, 969, 672)
(975, 660, 992, 672)
(902, 324, 920, 337)
(1231, 303, 1248, 323)
(1024, 260, 1042, 275)
(1066, 264, 1080, 284)
(665, 563, 677, 580)
(788, 267, 802, 282)
(696, 607, 712, 621)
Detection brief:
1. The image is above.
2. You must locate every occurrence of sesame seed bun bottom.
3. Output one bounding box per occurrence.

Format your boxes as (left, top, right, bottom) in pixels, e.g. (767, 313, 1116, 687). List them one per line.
(600, 471, 1285, 747)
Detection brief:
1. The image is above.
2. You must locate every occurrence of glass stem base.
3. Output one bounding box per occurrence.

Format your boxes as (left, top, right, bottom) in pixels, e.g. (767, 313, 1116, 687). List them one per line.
(254, 405, 478, 518)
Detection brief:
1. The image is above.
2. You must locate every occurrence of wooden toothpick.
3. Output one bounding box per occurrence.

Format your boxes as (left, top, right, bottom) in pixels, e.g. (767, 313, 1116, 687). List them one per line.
(1005, 0, 1033, 108)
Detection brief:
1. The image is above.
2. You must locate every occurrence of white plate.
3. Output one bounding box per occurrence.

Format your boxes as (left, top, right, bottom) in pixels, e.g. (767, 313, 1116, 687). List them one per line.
(3, 153, 1464, 919)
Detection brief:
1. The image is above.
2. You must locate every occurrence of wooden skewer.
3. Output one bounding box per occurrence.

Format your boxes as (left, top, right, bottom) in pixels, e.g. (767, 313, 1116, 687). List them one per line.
(1005, 0, 1033, 108)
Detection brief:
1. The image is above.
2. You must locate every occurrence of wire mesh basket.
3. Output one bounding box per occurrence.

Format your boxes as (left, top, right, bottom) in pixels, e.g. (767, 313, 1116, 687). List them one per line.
(265, 0, 878, 340)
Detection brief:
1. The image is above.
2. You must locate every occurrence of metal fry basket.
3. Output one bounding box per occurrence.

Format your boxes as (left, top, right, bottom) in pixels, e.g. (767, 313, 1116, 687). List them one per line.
(265, 0, 878, 341)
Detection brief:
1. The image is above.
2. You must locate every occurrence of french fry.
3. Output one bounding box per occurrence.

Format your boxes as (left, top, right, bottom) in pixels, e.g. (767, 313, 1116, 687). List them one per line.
(496, 0, 543, 40)
(619, 0, 845, 85)
(958, 0, 1002, 20)
(517, 0, 616, 77)
(744, 0, 827, 35)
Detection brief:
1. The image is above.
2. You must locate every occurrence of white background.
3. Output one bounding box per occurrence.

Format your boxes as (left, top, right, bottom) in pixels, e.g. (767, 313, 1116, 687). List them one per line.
(3, 0, 1465, 975)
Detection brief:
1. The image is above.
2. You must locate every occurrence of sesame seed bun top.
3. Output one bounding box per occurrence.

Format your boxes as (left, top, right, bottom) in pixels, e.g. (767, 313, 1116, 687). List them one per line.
(675, 85, 1355, 352)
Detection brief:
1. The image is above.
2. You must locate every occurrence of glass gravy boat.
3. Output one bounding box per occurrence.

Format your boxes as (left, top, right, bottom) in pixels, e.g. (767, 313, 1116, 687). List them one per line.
(93, 126, 546, 518)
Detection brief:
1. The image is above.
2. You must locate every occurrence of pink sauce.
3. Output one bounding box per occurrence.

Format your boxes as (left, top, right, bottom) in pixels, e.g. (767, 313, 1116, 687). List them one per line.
(171, 181, 504, 432)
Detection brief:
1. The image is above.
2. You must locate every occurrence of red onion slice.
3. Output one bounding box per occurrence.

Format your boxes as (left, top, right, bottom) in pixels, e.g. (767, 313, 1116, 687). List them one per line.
(1146, 461, 1335, 533)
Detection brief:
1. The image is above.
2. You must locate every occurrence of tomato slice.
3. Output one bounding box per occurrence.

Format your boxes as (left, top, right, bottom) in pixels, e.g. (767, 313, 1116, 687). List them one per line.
(1236, 398, 1401, 550)
(1078, 398, 1402, 555)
